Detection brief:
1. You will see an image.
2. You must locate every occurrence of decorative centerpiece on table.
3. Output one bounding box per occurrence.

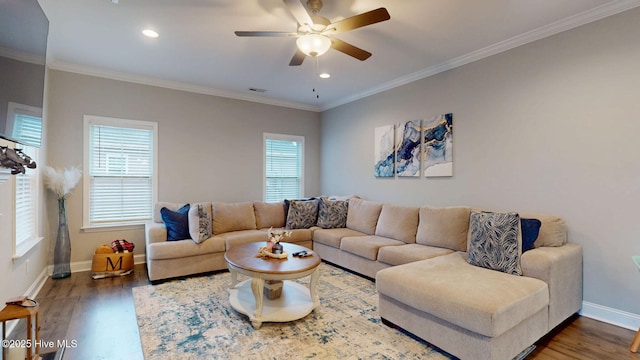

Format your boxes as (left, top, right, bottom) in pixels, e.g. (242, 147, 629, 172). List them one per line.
(43, 166, 82, 279)
(256, 227, 292, 259)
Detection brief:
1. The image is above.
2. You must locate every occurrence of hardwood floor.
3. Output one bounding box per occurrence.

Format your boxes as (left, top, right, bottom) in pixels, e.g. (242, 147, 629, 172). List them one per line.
(8, 264, 640, 359)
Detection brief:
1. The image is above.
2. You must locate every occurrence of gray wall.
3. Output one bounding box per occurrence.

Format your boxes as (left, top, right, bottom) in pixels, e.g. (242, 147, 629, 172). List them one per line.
(320, 8, 640, 318)
(0, 56, 45, 135)
(46, 70, 321, 262)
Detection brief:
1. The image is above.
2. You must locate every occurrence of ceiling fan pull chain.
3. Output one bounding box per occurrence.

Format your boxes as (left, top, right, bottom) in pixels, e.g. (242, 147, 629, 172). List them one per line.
(312, 57, 320, 99)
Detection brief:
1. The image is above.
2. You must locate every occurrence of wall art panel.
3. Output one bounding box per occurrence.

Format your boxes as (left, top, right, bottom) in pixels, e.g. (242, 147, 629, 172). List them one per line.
(374, 124, 395, 177)
(395, 119, 422, 177)
(422, 113, 453, 177)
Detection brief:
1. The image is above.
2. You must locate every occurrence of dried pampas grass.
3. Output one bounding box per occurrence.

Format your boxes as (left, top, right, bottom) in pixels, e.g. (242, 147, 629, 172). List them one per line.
(43, 166, 82, 199)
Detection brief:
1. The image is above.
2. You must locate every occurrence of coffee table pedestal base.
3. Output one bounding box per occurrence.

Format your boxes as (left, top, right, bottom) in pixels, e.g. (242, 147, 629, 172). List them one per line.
(229, 279, 318, 329)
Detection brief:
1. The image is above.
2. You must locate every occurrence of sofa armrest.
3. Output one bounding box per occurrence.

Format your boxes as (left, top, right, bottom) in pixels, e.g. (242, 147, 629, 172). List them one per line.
(521, 243, 583, 330)
(146, 221, 167, 245)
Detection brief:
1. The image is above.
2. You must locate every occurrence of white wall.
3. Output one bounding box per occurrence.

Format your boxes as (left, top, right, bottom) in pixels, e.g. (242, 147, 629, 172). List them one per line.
(320, 8, 640, 320)
(45, 70, 321, 264)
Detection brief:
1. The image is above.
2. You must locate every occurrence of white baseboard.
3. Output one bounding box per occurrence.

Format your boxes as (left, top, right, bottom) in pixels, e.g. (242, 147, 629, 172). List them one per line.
(65, 253, 146, 274)
(580, 301, 640, 331)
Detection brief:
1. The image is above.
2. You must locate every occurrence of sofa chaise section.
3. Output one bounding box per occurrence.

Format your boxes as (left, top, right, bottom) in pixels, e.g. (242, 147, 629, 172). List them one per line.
(375, 211, 582, 360)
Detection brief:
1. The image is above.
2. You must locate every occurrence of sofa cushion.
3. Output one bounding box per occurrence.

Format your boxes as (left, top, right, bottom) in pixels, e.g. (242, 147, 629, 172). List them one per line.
(160, 204, 190, 241)
(221, 230, 268, 250)
(340, 235, 405, 260)
(286, 199, 319, 229)
(316, 198, 348, 229)
(346, 198, 383, 235)
(313, 228, 367, 249)
(260, 228, 312, 243)
(521, 218, 542, 252)
(467, 211, 522, 275)
(377, 244, 454, 266)
(416, 206, 470, 251)
(375, 252, 549, 338)
(375, 204, 419, 243)
(147, 235, 226, 260)
(188, 203, 212, 244)
(254, 202, 286, 229)
(212, 202, 257, 235)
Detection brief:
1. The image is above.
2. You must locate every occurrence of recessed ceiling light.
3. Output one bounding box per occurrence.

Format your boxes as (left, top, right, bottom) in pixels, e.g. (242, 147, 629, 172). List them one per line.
(319, 73, 330, 79)
(142, 29, 159, 38)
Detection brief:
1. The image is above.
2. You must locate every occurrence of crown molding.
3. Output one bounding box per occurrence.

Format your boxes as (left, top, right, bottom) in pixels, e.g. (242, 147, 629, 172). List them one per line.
(45, 1, 640, 113)
(321, 0, 640, 111)
(47, 60, 322, 112)
(0, 46, 46, 65)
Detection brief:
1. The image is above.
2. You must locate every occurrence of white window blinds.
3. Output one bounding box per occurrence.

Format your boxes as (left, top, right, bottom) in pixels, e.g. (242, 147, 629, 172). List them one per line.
(14, 146, 38, 245)
(264, 133, 304, 203)
(85, 117, 157, 228)
(12, 113, 43, 148)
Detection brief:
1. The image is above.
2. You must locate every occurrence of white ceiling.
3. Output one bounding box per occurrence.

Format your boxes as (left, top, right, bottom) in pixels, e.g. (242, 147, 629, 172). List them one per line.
(38, 0, 640, 111)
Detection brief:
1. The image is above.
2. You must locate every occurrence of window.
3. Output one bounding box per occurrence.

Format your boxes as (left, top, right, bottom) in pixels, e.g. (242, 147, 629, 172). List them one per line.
(14, 144, 40, 257)
(83, 116, 157, 229)
(264, 133, 304, 202)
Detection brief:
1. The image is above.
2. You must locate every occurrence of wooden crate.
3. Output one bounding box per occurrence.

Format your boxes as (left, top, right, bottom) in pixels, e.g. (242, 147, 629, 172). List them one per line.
(91, 252, 134, 279)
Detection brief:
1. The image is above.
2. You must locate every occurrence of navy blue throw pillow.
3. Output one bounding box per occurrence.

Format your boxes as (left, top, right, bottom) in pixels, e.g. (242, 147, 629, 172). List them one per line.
(521, 218, 542, 253)
(161, 204, 191, 241)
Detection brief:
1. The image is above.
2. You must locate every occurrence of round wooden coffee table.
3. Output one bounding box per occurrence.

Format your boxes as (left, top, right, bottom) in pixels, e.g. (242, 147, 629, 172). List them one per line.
(224, 242, 321, 329)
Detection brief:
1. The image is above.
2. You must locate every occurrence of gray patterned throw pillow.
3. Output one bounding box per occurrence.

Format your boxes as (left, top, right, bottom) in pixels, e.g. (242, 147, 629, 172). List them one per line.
(316, 198, 348, 229)
(285, 199, 319, 229)
(188, 203, 212, 243)
(467, 211, 522, 275)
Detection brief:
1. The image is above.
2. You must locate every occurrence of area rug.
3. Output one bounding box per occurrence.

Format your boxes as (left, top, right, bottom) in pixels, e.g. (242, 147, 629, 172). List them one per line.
(133, 263, 456, 359)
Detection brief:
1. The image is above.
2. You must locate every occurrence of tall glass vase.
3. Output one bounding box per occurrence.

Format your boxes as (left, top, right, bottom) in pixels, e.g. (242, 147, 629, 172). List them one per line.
(52, 197, 71, 279)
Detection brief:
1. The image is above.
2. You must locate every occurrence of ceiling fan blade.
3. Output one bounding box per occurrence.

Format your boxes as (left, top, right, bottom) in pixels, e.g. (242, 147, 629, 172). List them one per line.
(235, 31, 297, 37)
(289, 49, 306, 66)
(326, 8, 390, 35)
(330, 38, 371, 61)
(283, 0, 314, 26)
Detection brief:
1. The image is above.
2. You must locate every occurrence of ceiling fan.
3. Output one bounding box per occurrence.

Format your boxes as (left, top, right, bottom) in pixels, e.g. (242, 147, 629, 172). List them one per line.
(234, 0, 390, 66)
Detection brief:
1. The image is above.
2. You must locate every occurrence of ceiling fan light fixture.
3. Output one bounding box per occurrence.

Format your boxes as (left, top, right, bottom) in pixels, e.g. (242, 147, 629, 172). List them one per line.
(142, 29, 159, 38)
(296, 34, 331, 57)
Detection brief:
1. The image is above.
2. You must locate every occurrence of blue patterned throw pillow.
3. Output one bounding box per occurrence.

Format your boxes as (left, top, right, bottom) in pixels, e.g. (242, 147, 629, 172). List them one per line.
(467, 211, 522, 275)
(161, 204, 190, 241)
(286, 199, 319, 229)
(316, 198, 348, 229)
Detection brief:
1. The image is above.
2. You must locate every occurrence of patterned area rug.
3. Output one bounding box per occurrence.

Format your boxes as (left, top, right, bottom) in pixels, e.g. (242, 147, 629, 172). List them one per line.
(133, 263, 456, 359)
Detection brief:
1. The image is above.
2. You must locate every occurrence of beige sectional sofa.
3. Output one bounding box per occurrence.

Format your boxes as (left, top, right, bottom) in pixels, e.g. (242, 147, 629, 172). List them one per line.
(145, 197, 582, 360)
(145, 201, 312, 281)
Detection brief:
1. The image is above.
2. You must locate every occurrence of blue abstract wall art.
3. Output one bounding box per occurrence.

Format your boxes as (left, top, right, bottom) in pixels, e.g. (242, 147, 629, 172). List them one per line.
(395, 119, 422, 177)
(422, 113, 453, 177)
(374, 124, 395, 177)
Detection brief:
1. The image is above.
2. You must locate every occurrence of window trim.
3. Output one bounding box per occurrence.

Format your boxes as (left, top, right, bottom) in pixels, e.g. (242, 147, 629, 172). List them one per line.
(82, 115, 158, 231)
(263, 132, 305, 203)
